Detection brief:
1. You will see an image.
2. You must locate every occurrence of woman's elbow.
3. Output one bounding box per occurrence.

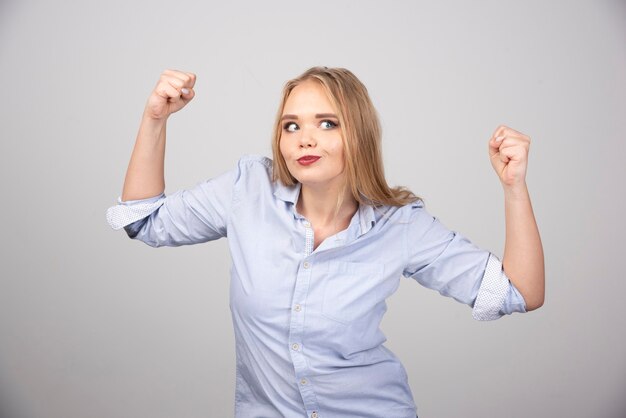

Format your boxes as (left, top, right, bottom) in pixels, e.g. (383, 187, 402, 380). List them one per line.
(525, 293, 545, 311)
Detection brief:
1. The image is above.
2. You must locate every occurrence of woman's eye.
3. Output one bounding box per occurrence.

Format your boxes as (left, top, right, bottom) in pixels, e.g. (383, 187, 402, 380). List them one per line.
(320, 120, 337, 129)
(283, 122, 299, 132)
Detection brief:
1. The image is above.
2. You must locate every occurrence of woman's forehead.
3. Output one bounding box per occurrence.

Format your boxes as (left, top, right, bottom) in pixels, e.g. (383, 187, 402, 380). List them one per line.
(283, 80, 336, 114)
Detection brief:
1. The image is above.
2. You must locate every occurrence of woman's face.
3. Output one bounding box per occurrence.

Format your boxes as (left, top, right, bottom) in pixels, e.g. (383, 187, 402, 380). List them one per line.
(279, 80, 346, 191)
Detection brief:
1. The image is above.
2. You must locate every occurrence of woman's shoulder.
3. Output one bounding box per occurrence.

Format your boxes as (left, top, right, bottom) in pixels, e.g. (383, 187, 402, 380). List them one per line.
(231, 154, 285, 197)
(364, 199, 427, 234)
(231, 154, 275, 181)
(236, 154, 273, 171)
(374, 198, 425, 218)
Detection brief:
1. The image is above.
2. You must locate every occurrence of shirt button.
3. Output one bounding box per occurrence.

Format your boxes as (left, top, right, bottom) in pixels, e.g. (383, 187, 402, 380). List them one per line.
(294, 304, 302, 312)
(292, 343, 300, 351)
(300, 378, 307, 385)
(303, 262, 311, 269)
(311, 412, 318, 418)
(303, 220, 311, 228)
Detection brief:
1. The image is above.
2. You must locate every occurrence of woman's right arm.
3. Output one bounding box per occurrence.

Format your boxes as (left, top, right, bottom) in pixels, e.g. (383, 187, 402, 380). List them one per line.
(107, 70, 237, 247)
(121, 70, 196, 201)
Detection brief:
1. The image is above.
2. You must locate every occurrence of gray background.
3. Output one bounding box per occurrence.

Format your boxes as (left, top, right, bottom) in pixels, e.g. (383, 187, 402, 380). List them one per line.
(1, 0, 624, 417)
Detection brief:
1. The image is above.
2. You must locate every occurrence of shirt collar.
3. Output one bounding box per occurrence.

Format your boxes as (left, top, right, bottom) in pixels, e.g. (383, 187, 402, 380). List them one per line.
(357, 203, 376, 237)
(273, 180, 301, 205)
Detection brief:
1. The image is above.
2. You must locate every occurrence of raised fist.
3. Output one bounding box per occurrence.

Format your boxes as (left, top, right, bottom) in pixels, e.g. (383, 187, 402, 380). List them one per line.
(144, 69, 196, 120)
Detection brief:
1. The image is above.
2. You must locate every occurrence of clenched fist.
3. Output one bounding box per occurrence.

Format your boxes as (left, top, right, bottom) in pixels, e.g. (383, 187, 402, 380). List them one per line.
(488, 125, 531, 190)
(144, 69, 196, 120)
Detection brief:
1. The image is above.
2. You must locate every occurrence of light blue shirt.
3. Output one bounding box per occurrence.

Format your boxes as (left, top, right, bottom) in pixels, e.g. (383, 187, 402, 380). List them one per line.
(106, 155, 526, 418)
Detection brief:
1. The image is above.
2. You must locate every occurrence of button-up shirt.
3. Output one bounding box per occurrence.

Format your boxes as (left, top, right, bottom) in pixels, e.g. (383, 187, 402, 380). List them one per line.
(106, 155, 526, 418)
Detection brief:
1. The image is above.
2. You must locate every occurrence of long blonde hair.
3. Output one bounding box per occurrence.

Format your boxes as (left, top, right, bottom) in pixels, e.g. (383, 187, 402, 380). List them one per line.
(271, 66, 420, 207)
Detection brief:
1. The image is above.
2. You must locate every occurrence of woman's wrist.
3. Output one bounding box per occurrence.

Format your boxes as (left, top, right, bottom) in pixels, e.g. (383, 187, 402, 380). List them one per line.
(502, 182, 530, 202)
(137, 111, 167, 146)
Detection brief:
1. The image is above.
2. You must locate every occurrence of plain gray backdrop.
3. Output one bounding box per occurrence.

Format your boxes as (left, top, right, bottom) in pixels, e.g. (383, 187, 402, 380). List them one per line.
(1, 0, 624, 417)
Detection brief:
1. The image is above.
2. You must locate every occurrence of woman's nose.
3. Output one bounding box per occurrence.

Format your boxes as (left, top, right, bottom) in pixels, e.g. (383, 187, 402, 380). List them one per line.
(299, 126, 317, 148)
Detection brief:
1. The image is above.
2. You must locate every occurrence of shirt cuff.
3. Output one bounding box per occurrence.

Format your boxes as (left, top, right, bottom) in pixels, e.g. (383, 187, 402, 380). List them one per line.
(105, 192, 165, 230)
(472, 253, 525, 321)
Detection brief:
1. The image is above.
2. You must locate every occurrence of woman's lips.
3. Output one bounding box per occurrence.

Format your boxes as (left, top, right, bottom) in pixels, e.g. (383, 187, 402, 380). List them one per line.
(297, 156, 321, 166)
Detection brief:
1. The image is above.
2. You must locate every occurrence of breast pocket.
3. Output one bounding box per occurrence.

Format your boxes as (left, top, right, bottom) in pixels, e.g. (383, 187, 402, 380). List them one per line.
(321, 261, 387, 325)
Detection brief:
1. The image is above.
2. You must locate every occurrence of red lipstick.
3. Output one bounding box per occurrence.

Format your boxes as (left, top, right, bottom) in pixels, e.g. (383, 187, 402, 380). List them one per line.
(297, 155, 321, 166)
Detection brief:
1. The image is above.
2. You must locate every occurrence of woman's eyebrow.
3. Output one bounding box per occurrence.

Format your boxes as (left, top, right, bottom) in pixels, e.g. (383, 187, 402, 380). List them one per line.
(280, 113, 338, 121)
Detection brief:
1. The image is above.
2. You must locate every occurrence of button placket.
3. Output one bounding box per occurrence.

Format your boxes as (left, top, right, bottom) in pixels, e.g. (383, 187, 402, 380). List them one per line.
(285, 218, 321, 416)
(303, 219, 314, 257)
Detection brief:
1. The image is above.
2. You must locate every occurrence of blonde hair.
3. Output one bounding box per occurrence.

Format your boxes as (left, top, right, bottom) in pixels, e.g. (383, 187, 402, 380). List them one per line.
(271, 66, 420, 207)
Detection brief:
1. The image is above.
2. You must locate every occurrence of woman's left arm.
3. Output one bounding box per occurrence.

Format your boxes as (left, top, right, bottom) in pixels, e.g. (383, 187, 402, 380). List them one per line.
(489, 125, 545, 311)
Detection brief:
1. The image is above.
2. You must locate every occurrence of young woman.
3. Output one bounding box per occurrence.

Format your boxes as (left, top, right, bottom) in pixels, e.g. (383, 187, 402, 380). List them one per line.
(107, 67, 544, 418)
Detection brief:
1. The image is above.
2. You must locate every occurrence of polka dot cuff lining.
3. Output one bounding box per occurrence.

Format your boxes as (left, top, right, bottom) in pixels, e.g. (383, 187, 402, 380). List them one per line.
(106, 194, 165, 230)
(472, 253, 510, 321)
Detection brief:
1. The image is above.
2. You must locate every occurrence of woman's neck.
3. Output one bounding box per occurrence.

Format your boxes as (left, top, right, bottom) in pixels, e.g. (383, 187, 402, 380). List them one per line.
(297, 182, 358, 228)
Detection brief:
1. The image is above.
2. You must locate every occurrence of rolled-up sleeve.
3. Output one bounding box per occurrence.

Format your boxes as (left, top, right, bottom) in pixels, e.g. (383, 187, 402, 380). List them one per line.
(105, 166, 237, 247)
(472, 253, 526, 320)
(402, 202, 526, 320)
